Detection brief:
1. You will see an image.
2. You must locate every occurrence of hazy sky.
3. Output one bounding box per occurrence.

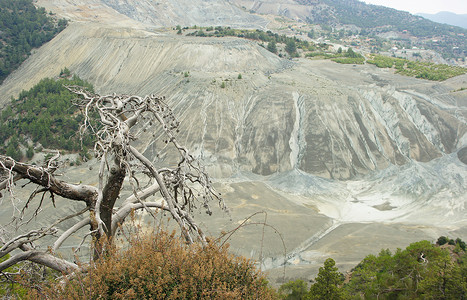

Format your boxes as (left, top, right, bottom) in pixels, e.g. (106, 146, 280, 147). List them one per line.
(363, 0, 467, 14)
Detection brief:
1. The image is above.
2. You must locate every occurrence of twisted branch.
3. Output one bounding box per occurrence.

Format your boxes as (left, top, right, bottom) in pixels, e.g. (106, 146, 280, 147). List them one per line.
(0, 87, 225, 273)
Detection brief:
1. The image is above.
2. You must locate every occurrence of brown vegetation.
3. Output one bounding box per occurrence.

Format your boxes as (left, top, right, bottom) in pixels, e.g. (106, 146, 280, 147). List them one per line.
(26, 224, 277, 299)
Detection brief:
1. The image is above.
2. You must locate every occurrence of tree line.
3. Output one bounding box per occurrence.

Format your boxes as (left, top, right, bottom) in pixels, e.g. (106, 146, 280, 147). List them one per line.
(186, 26, 312, 57)
(0, 0, 67, 84)
(0, 70, 94, 161)
(2, 232, 465, 299)
(367, 55, 467, 81)
(279, 237, 467, 299)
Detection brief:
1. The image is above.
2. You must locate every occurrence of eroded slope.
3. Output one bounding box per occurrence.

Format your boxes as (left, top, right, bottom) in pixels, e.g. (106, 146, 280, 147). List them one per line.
(36, 0, 268, 28)
(1, 24, 465, 181)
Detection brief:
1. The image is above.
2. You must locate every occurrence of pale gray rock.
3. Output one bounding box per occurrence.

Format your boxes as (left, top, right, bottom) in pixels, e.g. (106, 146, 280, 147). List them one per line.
(101, 0, 269, 28)
(36, 0, 269, 28)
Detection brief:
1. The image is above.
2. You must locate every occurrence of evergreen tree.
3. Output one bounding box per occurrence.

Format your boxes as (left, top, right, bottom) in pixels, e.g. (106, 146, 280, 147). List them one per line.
(308, 258, 344, 299)
(285, 40, 297, 56)
(279, 279, 308, 299)
(267, 41, 277, 54)
(345, 47, 359, 58)
(307, 30, 316, 39)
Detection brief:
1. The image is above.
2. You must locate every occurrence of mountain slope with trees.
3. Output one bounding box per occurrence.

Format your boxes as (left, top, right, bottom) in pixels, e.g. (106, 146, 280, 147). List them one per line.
(0, 71, 94, 161)
(301, 0, 467, 60)
(32, 0, 467, 61)
(279, 238, 467, 299)
(0, 0, 67, 84)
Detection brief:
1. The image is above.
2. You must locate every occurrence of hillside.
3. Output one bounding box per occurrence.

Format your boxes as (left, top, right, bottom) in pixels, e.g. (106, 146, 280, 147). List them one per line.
(0, 0, 466, 284)
(1, 23, 466, 177)
(34, 0, 467, 61)
(0, 0, 67, 84)
(35, 0, 268, 28)
(235, 0, 467, 61)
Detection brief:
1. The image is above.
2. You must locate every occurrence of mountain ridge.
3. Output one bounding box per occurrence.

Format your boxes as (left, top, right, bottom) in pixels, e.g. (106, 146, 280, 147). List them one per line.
(36, 0, 467, 63)
(417, 11, 467, 30)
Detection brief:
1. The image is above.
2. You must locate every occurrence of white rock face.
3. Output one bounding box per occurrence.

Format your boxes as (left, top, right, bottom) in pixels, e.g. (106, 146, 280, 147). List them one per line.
(103, 0, 269, 28)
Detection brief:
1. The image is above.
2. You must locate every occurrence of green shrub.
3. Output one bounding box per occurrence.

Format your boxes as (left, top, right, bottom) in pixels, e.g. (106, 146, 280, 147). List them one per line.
(437, 236, 449, 245)
(367, 55, 467, 81)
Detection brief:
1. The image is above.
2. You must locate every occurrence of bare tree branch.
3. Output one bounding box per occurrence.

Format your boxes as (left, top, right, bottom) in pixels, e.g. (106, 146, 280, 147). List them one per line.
(52, 218, 91, 253)
(129, 145, 196, 243)
(111, 201, 170, 232)
(0, 87, 225, 275)
(0, 246, 79, 274)
(0, 174, 22, 195)
(0, 156, 97, 205)
(0, 228, 57, 258)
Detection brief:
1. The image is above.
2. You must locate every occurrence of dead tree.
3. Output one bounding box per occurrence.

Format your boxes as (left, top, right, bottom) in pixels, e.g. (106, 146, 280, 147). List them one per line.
(0, 87, 224, 274)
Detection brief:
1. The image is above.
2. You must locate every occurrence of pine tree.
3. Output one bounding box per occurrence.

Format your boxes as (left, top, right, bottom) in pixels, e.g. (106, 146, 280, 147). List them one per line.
(267, 41, 277, 54)
(285, 40, 297, 56)
(308, 258, 344, 299)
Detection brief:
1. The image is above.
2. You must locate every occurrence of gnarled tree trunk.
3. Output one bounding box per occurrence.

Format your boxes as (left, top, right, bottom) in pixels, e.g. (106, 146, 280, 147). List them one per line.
(0, 88, 225, 274)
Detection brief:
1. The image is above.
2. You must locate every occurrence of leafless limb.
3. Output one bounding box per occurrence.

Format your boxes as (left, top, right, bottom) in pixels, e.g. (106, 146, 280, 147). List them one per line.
(0, 244, 78, 274)
(0, 87, 225, 274)
(0, 174, 22, 196)
(52, 218, 91, 253)
(214, 211, 287, 276)
(0, 228, 58, 258)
